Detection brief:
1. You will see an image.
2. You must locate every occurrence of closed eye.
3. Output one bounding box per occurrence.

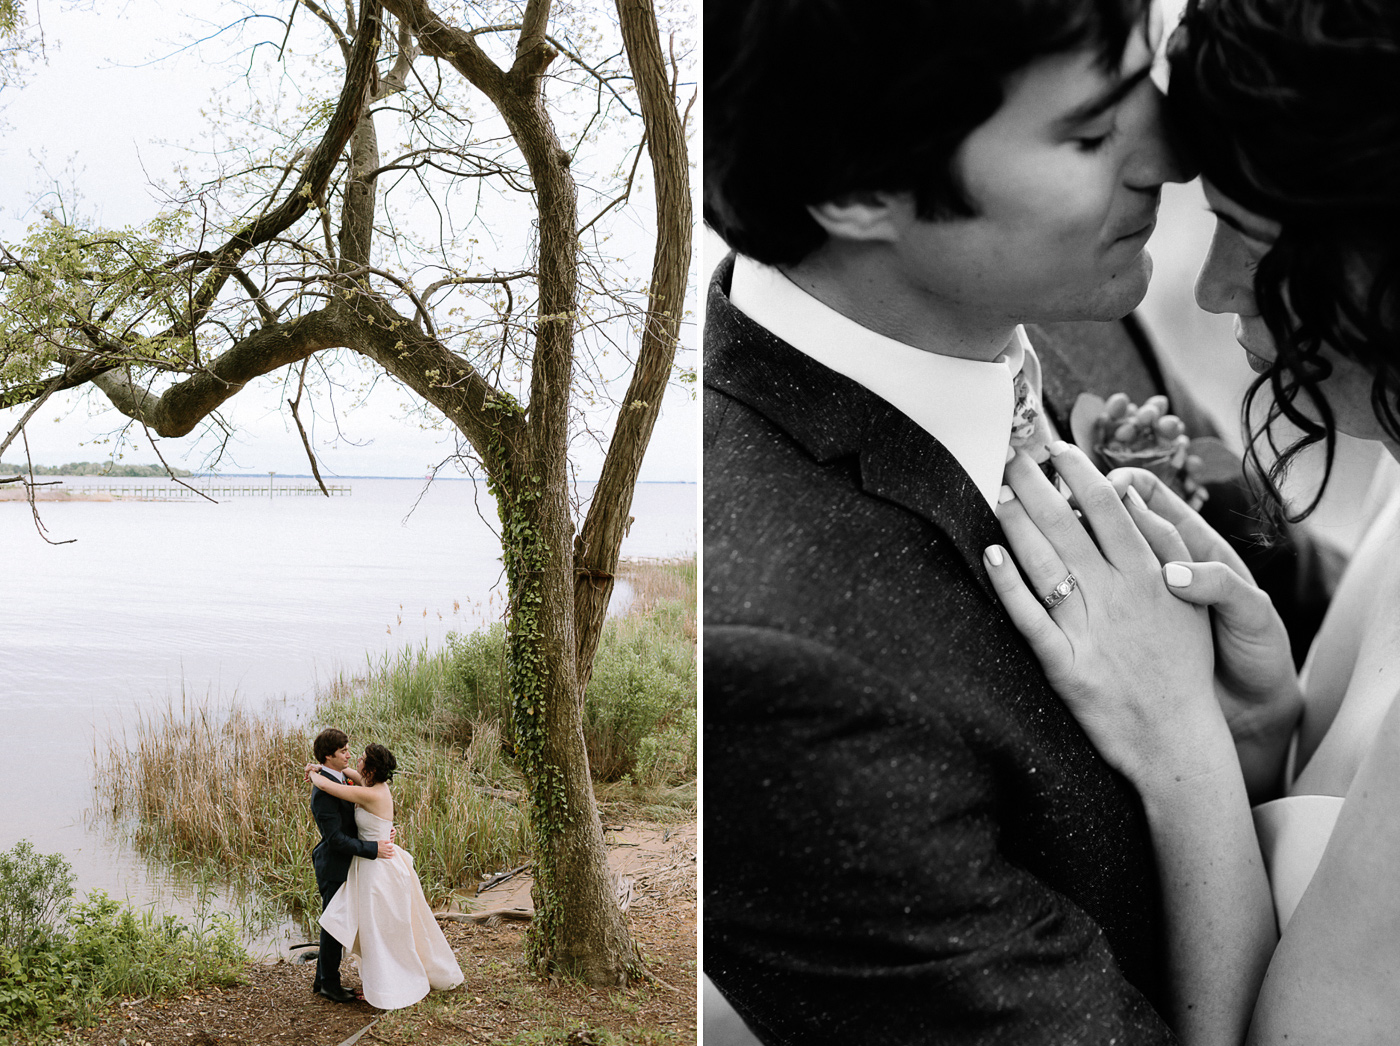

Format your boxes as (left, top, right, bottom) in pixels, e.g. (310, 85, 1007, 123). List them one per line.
(1074, 127, 1118, 153)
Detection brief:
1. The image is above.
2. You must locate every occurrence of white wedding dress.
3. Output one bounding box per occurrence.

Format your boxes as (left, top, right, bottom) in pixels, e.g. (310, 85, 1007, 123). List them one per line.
(320, 807, 465, 1009)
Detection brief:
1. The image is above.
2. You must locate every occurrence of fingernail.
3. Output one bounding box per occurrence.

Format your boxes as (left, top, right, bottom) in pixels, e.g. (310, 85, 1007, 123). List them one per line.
(1164, 563, 1192, 587)
(985, 545, 1004, 567)
(1125, 486, 1147, 511)
(1047, 440, 1070, 456)
(998, 485, 1016, 505)
(1005, 444, 1016, 463)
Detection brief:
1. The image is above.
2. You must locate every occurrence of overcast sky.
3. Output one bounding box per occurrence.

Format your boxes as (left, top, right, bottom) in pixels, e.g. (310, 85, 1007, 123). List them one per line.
(0, 1, 698, 480)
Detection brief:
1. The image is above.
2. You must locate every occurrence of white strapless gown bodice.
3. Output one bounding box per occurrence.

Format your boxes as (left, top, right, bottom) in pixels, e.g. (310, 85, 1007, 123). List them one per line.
(320, 808, 465, 1009)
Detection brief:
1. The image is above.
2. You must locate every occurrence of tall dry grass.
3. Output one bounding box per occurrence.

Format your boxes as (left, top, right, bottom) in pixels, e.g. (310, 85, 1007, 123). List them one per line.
(617, 557, 697, 641)
(96, 555, 694, 926)
(98, 690, 530, 928)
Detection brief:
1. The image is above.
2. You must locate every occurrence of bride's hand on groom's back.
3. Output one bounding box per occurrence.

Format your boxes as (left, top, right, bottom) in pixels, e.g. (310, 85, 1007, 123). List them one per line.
(1109, 468, 1303, 801)
(985, 443, 1231, 790)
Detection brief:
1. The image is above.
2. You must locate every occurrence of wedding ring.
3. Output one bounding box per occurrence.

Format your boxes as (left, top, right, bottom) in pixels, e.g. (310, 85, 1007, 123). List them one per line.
(1042, 573, 1078, 611)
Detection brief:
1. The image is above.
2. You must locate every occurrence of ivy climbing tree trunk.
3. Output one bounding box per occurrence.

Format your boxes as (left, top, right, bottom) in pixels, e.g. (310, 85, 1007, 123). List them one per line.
(0, 0, 693, 987)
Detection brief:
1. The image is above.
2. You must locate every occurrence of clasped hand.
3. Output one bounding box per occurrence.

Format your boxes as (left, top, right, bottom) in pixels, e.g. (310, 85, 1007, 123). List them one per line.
(984, 442, 1231, 788)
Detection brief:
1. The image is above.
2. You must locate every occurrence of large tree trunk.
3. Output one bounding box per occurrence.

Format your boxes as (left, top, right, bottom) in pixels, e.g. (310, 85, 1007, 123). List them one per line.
(500, 473, 636, 983)
(484, 0, 641, 984)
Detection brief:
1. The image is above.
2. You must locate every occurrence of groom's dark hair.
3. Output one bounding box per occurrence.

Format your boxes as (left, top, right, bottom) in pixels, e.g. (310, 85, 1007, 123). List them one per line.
(705, 0, 1152, 267)
(314, 727, 349, 764)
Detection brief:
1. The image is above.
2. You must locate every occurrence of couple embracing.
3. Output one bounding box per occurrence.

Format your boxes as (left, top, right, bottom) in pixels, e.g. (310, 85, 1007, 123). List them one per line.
(706, 0, 1400, 1042)
(307, 728, 463, 1010)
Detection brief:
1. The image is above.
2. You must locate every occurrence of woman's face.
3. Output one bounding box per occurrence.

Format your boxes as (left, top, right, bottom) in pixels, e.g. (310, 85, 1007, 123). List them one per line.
(357, 754, 367, 777)
(1196, 180, 1392, 446)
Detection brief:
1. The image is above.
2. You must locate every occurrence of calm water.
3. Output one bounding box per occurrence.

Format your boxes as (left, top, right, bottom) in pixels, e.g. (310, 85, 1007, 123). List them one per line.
(1, 477, 694, 945)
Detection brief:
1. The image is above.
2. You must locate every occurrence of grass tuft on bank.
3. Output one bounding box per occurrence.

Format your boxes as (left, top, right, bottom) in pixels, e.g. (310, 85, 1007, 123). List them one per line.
(96, 557, 696, 930)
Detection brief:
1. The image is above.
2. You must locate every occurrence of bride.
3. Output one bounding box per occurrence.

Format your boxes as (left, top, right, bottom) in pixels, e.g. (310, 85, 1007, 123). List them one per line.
(984, 0, 1400, 1042)
(305, 744, 465, 1010)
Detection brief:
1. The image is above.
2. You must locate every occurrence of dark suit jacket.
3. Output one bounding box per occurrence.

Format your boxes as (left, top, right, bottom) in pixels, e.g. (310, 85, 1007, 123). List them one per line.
(311, 769, 377, 893)
(705, 257, 1177, 1044)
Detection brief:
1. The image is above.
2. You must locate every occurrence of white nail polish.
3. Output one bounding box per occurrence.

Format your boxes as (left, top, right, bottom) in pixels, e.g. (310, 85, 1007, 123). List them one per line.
(986, 546, 1004, 567)
(1164, 563, 1192, 587)
(998, 485, 1015, 505)
(1005, 444, 1016, 463)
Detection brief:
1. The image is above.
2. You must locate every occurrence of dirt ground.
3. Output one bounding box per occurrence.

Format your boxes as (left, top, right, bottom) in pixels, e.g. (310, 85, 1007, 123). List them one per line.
(71, 824, 696, 1046)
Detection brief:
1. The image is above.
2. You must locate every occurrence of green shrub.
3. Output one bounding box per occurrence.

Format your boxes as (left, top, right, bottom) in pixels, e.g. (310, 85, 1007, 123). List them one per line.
(0, 841, 74, 953)
(584, 608, 696, 782)
(0, 939, 91, 1036)
(0, 846, 246, 1040)
(442, 587, 697, 785)
(66, 892, 245, 999)
(445, 623, 513, 748)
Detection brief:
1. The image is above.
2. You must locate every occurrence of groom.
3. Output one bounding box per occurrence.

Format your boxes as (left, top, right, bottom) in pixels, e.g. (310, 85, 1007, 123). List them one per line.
(310, 727, 392, 1004)
(705, 0, 1329, 1042)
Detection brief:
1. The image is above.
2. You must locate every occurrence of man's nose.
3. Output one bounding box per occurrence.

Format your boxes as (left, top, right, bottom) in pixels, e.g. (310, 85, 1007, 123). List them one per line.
(1129, 84, 1197, 189)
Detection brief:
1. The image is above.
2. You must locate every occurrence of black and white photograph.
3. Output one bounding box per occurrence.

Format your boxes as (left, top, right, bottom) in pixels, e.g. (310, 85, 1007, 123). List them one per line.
(703, 0, 1400, 1042)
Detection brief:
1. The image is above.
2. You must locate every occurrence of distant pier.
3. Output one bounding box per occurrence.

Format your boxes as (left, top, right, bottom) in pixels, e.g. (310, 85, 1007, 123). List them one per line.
(78, 483, 352, 498)
(0, 478, 351, 501)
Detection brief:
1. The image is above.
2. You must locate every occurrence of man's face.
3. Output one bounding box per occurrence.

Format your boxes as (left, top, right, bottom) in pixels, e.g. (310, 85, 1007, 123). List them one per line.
(325, 745, 351, 772)
(885, 17, 1183, 328)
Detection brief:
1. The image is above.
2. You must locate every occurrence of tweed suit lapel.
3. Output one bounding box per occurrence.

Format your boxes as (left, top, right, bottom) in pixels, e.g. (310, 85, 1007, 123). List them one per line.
(1025, 318, 1161, 437)
(706, 258, 1003, 599)
(1026, 316, 1223, 442)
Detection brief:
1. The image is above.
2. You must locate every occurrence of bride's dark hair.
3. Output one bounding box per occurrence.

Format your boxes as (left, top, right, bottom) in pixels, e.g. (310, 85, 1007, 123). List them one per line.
(362, 743, 397, 785)
(1167, 0, 1400, 523)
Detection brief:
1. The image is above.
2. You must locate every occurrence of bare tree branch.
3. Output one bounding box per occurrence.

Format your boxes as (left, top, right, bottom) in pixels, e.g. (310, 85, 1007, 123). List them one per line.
(574, 0, 692, 686)
(182, 0, 383, 328)
(0, 373, 65, 460)
(89, 308, 349, 437)
(287, 356, 330, 495)
(380, 0, 507, 95)
(300, 0, 352, 61)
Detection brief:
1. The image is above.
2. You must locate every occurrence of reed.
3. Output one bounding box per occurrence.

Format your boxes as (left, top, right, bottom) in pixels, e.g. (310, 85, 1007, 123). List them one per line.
(98, 690, 531, 928)
(96, 555, 694, 927)
(617, 556, 697, 641)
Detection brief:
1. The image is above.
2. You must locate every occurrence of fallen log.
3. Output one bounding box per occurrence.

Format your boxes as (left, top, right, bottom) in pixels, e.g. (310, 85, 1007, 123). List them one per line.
(436, 908, 533, 923)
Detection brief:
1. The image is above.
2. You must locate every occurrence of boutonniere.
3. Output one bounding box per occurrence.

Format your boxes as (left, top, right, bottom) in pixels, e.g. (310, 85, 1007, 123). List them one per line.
(1069, 392, 1237, 510)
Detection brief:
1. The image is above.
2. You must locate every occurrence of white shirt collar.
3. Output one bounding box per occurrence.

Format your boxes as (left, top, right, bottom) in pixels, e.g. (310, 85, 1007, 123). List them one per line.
(322, 766, 346, 783)
(730, 254, 1029, 510)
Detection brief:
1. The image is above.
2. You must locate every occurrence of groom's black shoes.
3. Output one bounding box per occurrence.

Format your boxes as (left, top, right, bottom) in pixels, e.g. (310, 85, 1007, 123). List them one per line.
(316, 984, 357, 1004)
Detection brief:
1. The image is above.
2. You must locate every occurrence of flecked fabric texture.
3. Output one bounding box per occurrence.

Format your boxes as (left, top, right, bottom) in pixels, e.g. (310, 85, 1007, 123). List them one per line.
(703, 256, 1177, 1045)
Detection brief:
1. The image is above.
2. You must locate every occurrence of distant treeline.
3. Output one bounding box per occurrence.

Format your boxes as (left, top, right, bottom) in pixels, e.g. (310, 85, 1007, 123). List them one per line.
(0, 461, 193, 478)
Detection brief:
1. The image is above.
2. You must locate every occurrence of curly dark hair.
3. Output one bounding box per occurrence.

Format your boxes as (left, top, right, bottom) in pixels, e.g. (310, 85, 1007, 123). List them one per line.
(706, 0, 1153, 267)
(361, 743, 397, 785)
(1167, 0, 1400, 521)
